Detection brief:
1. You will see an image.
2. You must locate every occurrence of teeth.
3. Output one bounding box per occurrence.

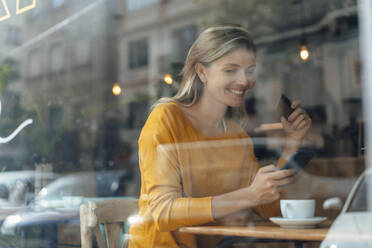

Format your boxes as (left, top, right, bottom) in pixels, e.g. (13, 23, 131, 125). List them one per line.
(230, 89, 244, 95)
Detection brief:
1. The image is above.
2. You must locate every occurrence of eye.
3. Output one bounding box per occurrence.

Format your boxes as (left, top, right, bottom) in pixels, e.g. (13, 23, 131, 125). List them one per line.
(245, 68, 256, 76)
(225, 69, 237, 73)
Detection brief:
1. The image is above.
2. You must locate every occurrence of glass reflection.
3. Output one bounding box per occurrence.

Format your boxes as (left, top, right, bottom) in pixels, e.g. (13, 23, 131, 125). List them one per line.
(0, 0, 368, 247)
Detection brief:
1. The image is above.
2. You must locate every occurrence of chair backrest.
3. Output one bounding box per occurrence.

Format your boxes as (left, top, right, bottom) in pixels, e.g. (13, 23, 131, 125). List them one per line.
(80, 198, 138, 248)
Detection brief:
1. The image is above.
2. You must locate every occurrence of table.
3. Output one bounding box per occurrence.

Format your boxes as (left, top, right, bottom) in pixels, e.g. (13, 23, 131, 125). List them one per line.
(179, 222, 330, 248)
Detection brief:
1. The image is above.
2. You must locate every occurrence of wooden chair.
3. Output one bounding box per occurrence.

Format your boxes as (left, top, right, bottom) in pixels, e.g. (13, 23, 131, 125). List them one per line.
(80, 198, 138, 248)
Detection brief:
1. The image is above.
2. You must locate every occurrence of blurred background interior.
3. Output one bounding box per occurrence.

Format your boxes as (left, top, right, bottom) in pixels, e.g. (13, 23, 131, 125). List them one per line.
(0, 0, 368, 247)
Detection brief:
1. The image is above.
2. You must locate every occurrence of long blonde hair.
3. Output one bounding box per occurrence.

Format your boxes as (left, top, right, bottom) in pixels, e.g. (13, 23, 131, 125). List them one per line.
(154, 24, 256, 107)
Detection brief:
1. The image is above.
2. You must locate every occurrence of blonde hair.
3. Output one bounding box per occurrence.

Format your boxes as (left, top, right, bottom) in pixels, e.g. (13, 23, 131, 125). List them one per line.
(154, 24, 256, 108)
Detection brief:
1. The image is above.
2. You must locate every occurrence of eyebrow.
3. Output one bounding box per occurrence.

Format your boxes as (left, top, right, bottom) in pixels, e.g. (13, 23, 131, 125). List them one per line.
(223, 63, 256, 68)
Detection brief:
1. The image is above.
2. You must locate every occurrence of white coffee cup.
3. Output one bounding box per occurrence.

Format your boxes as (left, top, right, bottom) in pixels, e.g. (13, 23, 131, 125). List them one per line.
(280, 199, 315, 219)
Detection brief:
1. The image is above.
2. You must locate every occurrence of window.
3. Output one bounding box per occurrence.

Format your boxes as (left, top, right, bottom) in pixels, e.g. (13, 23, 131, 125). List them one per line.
(172, 25, 197, 62)
(28, 50, 41, 78)
(126, 0, 159, 12)
(0, 0, 370, 247)
(52, 0, 64, 8)
(74, 39, 91, 66)
(30, 4, 41, 17)
(6, 26, 21, 45)
(49, 106, 63, 130)
(49, 43, 64, 73)
(128, 38, 148, 69)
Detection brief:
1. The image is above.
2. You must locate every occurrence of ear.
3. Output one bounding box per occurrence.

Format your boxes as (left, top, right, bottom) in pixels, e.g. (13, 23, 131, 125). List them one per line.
(195, 62, 208, 83)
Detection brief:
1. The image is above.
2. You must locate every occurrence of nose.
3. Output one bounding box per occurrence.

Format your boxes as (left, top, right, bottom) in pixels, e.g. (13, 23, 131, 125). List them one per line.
(238, 70, 255, 88)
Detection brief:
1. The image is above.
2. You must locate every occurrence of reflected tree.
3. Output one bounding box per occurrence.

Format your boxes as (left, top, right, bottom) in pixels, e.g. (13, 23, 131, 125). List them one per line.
(196, 0, 357, 37)
(0, 61, 79, 170)
(0, 60, 29, 170)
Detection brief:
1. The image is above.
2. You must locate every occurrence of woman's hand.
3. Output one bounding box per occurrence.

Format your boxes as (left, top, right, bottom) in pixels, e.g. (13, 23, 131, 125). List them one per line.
(248, 165, 296, 206)
(281, 100, 312, 141)
(211, 166, 296, 219)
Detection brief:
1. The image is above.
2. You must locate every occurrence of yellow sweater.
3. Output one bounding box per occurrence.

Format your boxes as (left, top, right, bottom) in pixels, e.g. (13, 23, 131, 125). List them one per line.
(129, 102, 285, 248)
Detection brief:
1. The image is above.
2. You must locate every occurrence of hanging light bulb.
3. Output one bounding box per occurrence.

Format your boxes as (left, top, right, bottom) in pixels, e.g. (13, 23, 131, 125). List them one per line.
(112, 83, 122, 95)
(300, 44, 309, 61)
(163, 74, 173, 85)
(298, 0, 309, 62)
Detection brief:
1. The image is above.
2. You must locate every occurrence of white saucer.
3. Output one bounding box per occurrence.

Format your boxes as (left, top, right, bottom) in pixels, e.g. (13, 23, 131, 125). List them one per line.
(269, 217, 327, 229)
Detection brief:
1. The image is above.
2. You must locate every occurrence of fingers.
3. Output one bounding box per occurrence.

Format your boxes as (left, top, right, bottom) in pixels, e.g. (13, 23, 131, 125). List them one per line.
(253, 165, 297, 204)
(259, 164, 278, 173)
(281, 100, 309, 128)
(296, 119, 308, 129)
(291, 100, 301, 109)
(286, 104, 311, 130)
(275, 174, 297, 187)
(269, 169, 296, 180)
(251, 167, 295, 205)
(288, 107, 305, 122)
(292, 114, 306, 128)
(281, 116, 290, 126)
(259, 165, 296, 179)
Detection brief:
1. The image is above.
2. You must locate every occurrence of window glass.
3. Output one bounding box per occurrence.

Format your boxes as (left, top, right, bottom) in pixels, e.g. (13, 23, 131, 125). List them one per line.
(128, 38, 148, 69)
(126, 0, 159, 12)
(0, 0, 369, 247)
(27, 49, 41, 77)
(52, 0, 64, 8)
(172, 24, 197, 62)
(74, 39, 90, 66)
(49, 43, 64, 73)
(6, 26, 21, 45)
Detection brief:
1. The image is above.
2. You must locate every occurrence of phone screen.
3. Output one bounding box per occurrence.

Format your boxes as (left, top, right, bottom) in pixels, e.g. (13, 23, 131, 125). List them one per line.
(280, 150, 314, 172)
(277, 94, 294, 119)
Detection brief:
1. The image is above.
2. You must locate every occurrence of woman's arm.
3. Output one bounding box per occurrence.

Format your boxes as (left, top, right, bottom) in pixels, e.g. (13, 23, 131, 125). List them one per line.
(281, 139, 301, 160)
(143, 134, 295, 229)
(211, 165, 295, 219)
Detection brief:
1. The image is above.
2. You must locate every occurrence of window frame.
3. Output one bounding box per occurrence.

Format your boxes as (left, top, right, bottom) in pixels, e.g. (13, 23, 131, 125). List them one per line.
(48, 42, 65, 75)
(128, 37, 149, 69)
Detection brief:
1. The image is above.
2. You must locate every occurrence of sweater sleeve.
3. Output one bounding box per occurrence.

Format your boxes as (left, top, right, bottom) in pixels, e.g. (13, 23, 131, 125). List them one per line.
(139, 106, 214, 232)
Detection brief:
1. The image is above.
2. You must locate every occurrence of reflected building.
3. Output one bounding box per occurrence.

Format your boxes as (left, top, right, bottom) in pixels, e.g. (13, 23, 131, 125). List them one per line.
(9, 0, 122, 171)
(116, 0, 210, 146)
(0, 0, 362, 171)
(0, 0, 26, 170)
(250, 2, 361, 157)
(0, 1, 23, 59)
(117, 0, 361, 159)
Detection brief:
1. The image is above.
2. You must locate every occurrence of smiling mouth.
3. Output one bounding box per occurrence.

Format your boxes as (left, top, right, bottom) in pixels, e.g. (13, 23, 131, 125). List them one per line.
(228, 89, 245, 97)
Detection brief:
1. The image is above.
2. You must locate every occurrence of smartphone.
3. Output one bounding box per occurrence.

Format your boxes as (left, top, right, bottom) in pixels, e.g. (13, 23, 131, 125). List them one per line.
(277, 94, 294, 119)
(280, 149, 314, 173)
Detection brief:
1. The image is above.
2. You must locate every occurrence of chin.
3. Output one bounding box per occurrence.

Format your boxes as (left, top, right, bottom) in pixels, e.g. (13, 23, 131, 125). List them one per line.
(228, 101, 243, 108)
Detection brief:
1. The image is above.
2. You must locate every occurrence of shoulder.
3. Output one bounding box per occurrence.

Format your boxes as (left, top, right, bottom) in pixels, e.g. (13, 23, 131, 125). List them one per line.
(151, 102, 179, 116)
(139, 102, 182, 144)
(148, 102, 181, 125)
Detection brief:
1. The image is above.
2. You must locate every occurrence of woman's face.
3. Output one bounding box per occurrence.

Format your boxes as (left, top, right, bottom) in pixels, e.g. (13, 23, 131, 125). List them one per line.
(198, 48, 256, 108)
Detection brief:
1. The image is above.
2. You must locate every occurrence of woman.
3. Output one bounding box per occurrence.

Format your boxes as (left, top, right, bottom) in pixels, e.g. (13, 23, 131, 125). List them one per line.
(129, 24, 311, 248)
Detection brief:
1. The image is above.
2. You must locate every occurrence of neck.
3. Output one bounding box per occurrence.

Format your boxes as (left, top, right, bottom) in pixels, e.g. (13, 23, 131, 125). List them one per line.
(191, 97, 227, 130)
